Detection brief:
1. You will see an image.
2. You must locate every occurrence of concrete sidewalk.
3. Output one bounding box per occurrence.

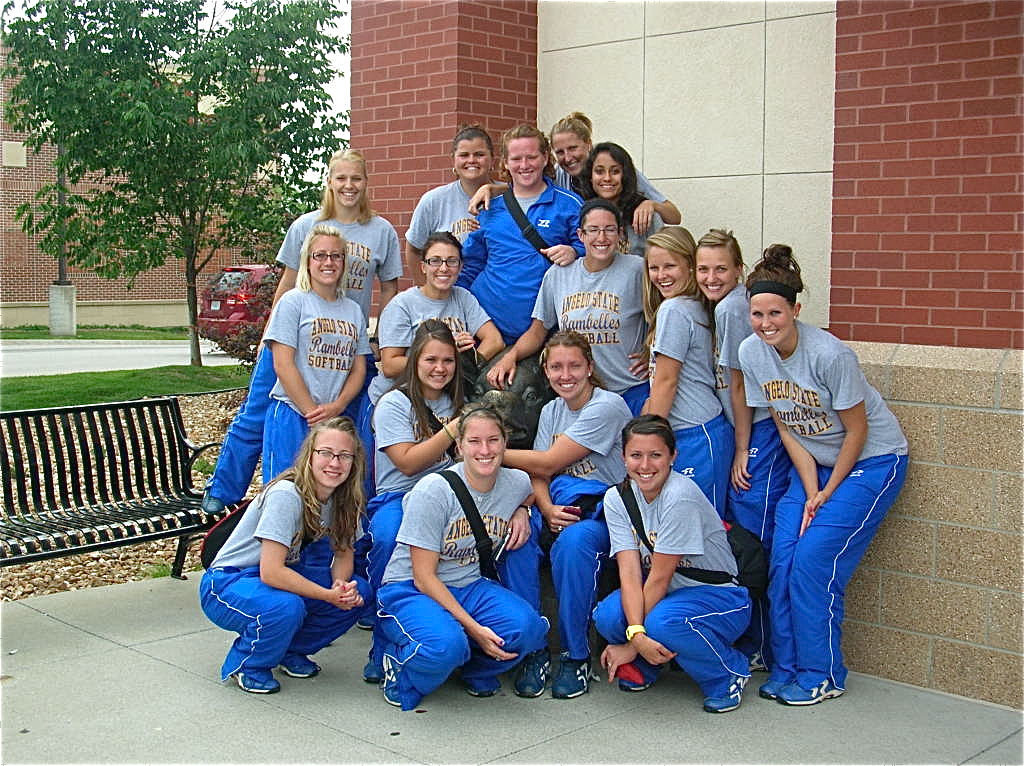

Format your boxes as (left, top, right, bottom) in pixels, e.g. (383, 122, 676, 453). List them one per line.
(2, 576, 1021, 765)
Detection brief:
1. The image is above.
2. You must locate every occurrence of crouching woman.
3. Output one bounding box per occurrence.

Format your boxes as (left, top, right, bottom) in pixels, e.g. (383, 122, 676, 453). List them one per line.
(374, 406, 548, 709)
(594, 415, 752, 713)
(199, 417, 370, 694)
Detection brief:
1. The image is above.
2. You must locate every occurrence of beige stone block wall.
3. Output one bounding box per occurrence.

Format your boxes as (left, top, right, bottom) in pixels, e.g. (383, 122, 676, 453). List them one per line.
(846, 342, 1024, 709)
(0, 301, 189, 328)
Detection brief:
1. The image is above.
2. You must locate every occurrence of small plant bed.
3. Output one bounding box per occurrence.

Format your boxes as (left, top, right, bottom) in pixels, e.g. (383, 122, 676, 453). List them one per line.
(0, 324, 190, 341)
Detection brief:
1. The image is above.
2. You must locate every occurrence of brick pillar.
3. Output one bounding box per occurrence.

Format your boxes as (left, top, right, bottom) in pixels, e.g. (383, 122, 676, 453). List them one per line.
(831, 0, 1023, 350)
(350, 0, 538, 303)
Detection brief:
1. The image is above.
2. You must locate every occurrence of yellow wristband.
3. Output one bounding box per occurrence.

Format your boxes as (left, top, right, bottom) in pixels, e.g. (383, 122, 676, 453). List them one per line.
(625, 624, 647, 642)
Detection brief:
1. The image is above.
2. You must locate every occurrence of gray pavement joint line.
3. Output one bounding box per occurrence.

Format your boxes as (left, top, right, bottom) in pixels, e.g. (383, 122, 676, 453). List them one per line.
(958, 725, 1024, 766)
(17, 601, 212, 649)
(478, 706, 641, 765)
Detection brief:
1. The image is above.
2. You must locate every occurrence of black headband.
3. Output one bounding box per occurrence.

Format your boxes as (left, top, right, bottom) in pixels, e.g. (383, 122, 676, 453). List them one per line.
(748, 280, 798, 303)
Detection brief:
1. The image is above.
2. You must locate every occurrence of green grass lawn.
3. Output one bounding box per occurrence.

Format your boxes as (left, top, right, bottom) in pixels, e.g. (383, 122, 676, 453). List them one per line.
(0, 364, 250, 411)
(0, 324, 190, 340)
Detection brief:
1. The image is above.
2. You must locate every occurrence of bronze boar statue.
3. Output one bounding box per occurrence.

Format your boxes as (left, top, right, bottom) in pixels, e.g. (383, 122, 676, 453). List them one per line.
(469, 349, 555, 449)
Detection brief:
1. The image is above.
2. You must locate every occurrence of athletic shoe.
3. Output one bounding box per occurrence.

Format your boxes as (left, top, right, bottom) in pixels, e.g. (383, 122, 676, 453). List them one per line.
(513, 648, 550, 698)
(551, 653, 590, 699)
(464, 676, 500, 698)
(776, 679, 845, 706)
(380, 656, 401, 707)
(758, 678, 788, 700)
(201, 489, 225, 515)
(703, 674, 748, 713)
(278, 653, 320, 678)
(748, 651, 768, 673)
(616, 661, 653, 692)
(356, 615, 376, 631)
(362, 657, 382, 684)
(232, 670, 280, 694)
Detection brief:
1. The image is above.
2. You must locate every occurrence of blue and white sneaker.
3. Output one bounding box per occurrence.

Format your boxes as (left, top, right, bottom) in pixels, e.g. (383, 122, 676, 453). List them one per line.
(776, 679, 845, 706)
(278, 653, 320, 678)
(356, 615, 376, 631)
(551, 653, 590, 699)
(232, 669, 280, 694)
(464, 676, 501, 698)
(758, 678, 788, 700)
(201, 489, 226, 515)
(513, 649, 550, 698)
(380, 656, 401, 707)
(748, 651, 768, 673)
(703, 674, 748, 713)
(362, 657, 382, 684)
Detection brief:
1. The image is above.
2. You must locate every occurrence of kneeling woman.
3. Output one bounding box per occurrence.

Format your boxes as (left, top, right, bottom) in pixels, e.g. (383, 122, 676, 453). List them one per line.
(375, 406, 548, 709)
(501, 331, 633, 700)
(594, 415, 752, 713)
(200, 417, 370, 694)
(738, 245, 908, 706)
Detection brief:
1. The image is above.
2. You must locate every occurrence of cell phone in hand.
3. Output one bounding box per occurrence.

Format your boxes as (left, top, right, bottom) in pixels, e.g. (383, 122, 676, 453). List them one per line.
(564, 505, 582, 518)
(493, 528, 513, 562)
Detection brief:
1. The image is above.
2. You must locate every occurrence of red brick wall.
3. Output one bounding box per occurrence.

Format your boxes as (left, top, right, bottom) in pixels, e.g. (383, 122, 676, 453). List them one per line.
(831, 0, 1023, 349)
(350, 0, 538, 302)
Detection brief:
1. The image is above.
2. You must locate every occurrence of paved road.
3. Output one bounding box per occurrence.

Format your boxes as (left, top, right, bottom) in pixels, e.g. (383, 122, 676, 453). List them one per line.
(0, 339, 241, 377)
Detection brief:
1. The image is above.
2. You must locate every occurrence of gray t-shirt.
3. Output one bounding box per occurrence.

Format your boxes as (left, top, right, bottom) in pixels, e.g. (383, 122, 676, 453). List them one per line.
(713, 285, 771, 428)
(738, 320, 908, 466)
(382, 462, 532, 588)
(211, 481, 334, 569)
(651, 296, 722, 429)
(368, 285, 493, 403)
(264, 289, 371, 414)
(277, 211, 404, 324)
(532, 255, 647, 395)
(373, 388, 456, 493)
(623, 212, 664, 256)
(532, 387, 630, 486)
(406, 180, 480, 248)
(604, 471, 736, 594)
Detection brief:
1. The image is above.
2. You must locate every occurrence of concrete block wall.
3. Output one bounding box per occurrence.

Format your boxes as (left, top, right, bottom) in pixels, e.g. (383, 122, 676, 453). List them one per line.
(844, 341, 1023, 708)
(832, 0, 1024, 349)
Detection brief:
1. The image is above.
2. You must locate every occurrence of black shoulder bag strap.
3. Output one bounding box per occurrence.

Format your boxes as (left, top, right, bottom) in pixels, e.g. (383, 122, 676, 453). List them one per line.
(502, 186, 549, 253)
(617, 479, 734, 586)
(439, 470, 499, 581)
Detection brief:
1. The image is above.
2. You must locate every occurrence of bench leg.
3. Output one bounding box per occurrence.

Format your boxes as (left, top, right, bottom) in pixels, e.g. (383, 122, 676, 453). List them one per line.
(171, 535, 192, 580)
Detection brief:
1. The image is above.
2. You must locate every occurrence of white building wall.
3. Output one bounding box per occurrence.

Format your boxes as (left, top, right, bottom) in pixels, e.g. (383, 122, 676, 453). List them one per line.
(538, 0, 836, 326)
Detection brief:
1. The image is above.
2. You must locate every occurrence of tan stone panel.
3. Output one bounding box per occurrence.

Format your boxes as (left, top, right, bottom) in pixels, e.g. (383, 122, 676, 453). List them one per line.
(932, 640, 1023, 708)
(999, 350, 1023, 411)
(880, 574, 986, 643)
(890, 345, 1004, 408)
(942, 410, 1024, 473)
(644, 0, 765, 36)
(767, 0, 836, 19)
(889, 404, 941, 463)
(846, 341, 897, 397)
(765, 14, 835, 174)
(862, 515, 936, 577)
(538, 0, 643, 52)
(988, 591, 1023, 654)
(843, 621, 931, 688)
(936, 526, 1022, 592)
(894, 462, 993, 526)
(847, 567, 881, 623)
(993, 473, 1023, 533)
(652, 176, 763, 259)
(762, 173, 832, 328)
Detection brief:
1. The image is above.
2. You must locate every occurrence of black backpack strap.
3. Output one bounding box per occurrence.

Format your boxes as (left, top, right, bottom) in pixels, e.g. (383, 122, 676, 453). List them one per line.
(618, 479, 655, 553)
(439, 470, 499, 581)
(502, 186, 549, 253)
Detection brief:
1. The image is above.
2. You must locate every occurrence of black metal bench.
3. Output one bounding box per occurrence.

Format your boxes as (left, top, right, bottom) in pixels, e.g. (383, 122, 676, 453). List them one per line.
(0, 397, 228, 578)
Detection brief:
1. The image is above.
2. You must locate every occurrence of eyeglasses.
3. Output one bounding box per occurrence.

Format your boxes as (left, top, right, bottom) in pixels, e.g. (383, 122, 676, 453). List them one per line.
(424, 256, 462, 268)
(312, 448, 356, 463)
(581, 226, 621, 237)
(311, 251, 345, 262)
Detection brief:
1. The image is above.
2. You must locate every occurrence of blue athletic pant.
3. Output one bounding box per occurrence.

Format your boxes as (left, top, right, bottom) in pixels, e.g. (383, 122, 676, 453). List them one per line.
(376, 577, 548, 710)
(207, 346, 276, 505)
(620, 381, 650, 417)
(199, 537, 371, 680)
(262, 399, 308, 484)
(725, 417, 792, 666)
(593, 584, 751, 698)
(672, 412, 733, 518)
(768, 453, 908, 690)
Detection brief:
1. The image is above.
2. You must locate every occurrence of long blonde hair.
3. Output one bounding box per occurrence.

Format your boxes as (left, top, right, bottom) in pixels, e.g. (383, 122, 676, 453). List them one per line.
(319, 148, 375, 224)
(266, 417, 366, 552)
(296, 223, 348, 298)
(643, 226, 700, 353)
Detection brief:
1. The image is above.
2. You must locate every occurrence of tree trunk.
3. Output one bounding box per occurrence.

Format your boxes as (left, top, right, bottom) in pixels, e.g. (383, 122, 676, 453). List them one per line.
(185, 242, 202, 367)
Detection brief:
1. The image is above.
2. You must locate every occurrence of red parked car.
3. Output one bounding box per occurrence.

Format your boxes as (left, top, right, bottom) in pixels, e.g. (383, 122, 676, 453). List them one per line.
(197, 264, 279, 350)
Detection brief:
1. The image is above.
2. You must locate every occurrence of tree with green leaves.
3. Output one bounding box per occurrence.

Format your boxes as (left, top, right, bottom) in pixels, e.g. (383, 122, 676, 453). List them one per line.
(3, 0, 348, 364)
